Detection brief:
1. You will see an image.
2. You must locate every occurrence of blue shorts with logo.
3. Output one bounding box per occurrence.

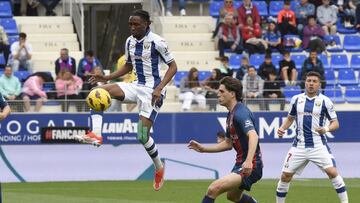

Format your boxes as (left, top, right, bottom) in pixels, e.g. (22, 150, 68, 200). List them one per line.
(231, 163, 263, 191)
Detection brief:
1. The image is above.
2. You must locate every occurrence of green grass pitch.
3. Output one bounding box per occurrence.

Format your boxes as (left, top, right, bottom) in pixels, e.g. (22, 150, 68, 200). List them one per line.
(3, 179, 360, 203)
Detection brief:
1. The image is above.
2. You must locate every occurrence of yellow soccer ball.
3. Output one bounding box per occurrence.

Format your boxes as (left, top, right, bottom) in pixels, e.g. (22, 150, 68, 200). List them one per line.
(86, 88, 111, 112)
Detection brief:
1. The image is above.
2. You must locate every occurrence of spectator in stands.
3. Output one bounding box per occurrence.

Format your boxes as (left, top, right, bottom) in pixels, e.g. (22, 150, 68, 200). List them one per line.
(212, 0, 239, 39)
(277, 0, 298, 36)
(237, 0, 261, 29)
(242, 66, 265, 110)
(55, 70, 83, 112)
(317, 0, 338, 35)
(258, 53, 277, 80)
(218, 56, 233, 77)
(38, 0, 60, 16)
(77, 50, 102, 82)
(20, 0, 40, 16)
(179, 67, 206, 111)
(9, 32, 33, 73)
(81, 65, 104, 111)
(0, 66, 22, 112)
(203, 68, 222, 111)
(301, 50, 326, 92)
(217, 13, 243, 57)
(0, 26, 10, 66)
(241, 15, 266, 55)
(263, 21, 284, 54)
(22, 74, 47, 112)
(337, 0, 357, 28)
(295, 0, 316, 35)
(235, 55, 250, 81)
(302, 16, 326, 53)
(263, 70, 285, 111)
(165, 0, 186, 16)
(279, 51, 297, 86)
(55, 48, 76, 77)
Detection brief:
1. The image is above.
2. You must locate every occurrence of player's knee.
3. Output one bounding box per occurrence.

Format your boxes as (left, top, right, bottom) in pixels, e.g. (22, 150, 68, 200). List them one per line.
(325, 167, 338, 179)
(281, 172, 293, 182)
(207, 182, 223, 197)
(226, 192, 240, 202)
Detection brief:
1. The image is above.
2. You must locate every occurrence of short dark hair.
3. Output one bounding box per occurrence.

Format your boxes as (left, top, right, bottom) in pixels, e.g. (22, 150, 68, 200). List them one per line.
(220, 76, 243, 101)
(221, 56, 229, 62)
(265, 53, 272, 59)
(86, 50, 94, 57)
(217, 131, 225, 138)
(306, 71, 321, 80)
(284, 0, 291, 5)
(19, 32, 26, 39)
(131, 9, 151, 23)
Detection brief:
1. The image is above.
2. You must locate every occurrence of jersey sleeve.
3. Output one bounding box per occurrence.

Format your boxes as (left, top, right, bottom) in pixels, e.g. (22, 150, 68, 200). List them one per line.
(288, 95, 299, 117)
(324, 97, 337, 120)
(0, 93, 8, 109)
(234, 110, 255, 135)
(124, 37, 132, 64)
(155, 38, 174, 64)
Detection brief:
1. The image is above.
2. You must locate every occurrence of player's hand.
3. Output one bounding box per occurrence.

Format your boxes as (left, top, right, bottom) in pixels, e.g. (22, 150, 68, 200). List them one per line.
(152, 86, 162, 106)
(0, 113, 6, 121)
(242, 160, 253, 177)
(315, 127, 327, 134)
(188, 140, 204, 153)
(277, 127, 285, 138)
(88, 73, 107, 84)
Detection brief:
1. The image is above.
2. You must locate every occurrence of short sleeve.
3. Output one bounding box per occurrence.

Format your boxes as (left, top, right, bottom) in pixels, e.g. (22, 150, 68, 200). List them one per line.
(124, 38, 132, 64)
(234, 111, 255, 135)
(288, 95, 299, 117)
(155, 39, 174, 64)
(0, 93, 8, 109)
(324, 98, 337, 120)
(26, 43, 33, 54)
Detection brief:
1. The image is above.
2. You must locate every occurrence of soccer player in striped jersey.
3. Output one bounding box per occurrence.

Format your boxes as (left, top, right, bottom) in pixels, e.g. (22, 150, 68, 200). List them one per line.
(276, 71, 348, 203)
(76, 9, 177, 191)
(188, 77, 262, 203)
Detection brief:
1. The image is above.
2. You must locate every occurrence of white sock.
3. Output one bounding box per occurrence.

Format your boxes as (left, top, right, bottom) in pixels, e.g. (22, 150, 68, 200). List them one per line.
(331, 175, 348, 203)
(143, 137, 163, 170)
(276, 180, 290, 203)
(90, 111, 103, 136)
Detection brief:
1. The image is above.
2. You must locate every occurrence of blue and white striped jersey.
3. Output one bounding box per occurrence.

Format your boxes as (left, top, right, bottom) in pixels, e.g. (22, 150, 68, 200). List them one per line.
(288, 93, 337, 148)
(125, 30, 174, 89)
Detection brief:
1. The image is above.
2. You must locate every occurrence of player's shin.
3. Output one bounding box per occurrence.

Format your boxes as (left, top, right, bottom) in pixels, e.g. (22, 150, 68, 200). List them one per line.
(331, 175, 348, 203)
(90, 110, 103, 136)
(276, 180, 290, 203)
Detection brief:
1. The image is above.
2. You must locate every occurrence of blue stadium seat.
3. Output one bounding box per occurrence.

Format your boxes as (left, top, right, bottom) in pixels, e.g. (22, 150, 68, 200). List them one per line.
(229, 54, 242, 69)
(252, 1, 268, 16)
(8, 35, 17, 45)
(209, 1, 223, 18)
(174, 71, 187, 87)
(336, 19, 357, 34)
(345, 86, 360, 103)
(330, 54, 349, 70)
(0, 18, 18, 35)
(291, 54, 306, 70)
(269, 1, 283, 16)
(324, 69, 336, 85)
(350, 54, 360, 70)
(198, 71, 211, 81)
(283, 85, 301, 103)
(324, 87, 345, 103)
(43, 82, 55, 91)
(337, 69, 357, 86)
(318, 54, 330, 69)
(272, 54, 282, 69)
(233, 1, 242, 9)
(324, 35, 343, 52)
(343, 35, 360, 52)
(0, 1, 12, 18)
(249, 54, 265, 69)
(14, 70, 30, 82)
(290, 0, 300, 11)
(0, 53, 5, 65)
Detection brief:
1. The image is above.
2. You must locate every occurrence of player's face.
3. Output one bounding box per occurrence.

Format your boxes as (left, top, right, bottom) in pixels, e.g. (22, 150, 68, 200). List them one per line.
(129, 16, 148, 39)
(305, 76, 320, 95)
(218, 84, 234, 106)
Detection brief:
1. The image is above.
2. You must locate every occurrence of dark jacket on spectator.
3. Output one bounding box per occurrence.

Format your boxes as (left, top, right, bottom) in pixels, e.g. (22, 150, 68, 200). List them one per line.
(55, 57, 76, 76)
(258, 62, 277, 80)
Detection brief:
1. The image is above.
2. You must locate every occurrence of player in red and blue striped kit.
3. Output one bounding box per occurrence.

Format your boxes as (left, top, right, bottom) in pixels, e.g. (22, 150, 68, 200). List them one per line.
(188, 76, 262, 203)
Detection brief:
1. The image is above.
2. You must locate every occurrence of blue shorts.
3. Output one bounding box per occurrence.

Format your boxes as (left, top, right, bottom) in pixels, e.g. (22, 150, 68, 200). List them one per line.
(22, 93, 41, 100)
(231, 164, 263, 191)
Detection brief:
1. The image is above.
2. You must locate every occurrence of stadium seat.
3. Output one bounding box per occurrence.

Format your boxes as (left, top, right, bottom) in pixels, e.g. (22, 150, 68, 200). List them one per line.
(249, 54, 265, 69)
(173, 71, 187, 87)
(198, 71, 211, 81)
(252, 1, 268, 16)
(0, 53, 5, 65)
(324, 69, 336, 85)
(209, 1, 222, 18)
(272, 54, 282, 70)
(283, 85, 301, 103)
(343, 35, 360, 52)
(8, 35, 18, 45)
(0, 18, 18, 35)
(350, 54, 360, 70)
(337, 69, 357, 86)
(324, 87, 345, 103)
(269, 1, 284, 16)
(0, 1, 12, 18)
(229, 54, 242, 70)
(291, 54, 306, 70)
(330, 54, 349, 70)
(233, 1, 242, 9)
(336, 19, 357, 34)
(290, 0, 300, 11)
(14, 70, 30, 82)
(324, 35, 343, 52)
(345, 86, 360, 103)
(318, 54, 330, 69)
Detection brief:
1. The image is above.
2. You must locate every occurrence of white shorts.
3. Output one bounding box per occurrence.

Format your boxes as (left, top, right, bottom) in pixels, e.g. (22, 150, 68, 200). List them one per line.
(281, 145, 336, 175)
(116, 82, 165, 121)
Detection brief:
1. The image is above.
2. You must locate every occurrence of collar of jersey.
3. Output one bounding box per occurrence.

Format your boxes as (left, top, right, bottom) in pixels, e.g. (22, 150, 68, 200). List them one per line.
(132, 29, 151, 43)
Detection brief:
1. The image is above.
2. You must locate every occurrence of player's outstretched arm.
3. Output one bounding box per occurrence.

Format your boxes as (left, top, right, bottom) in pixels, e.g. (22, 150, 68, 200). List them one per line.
(188, 138, 232, 153)
(278, 115, 295, 137)
(152, 61, 178, 106)
(0, 105, 11, 121)
(89, 63, 133, 84)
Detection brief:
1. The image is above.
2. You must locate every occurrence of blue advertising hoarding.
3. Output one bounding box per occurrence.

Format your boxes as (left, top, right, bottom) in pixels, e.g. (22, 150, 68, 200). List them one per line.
(0, 112, 359, 145)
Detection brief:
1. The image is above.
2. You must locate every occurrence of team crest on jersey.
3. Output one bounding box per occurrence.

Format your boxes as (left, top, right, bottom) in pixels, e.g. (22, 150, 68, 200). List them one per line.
(315, 102, 321, 107)
(244, 120, 253, 128)
(143, 42, 151, 50)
